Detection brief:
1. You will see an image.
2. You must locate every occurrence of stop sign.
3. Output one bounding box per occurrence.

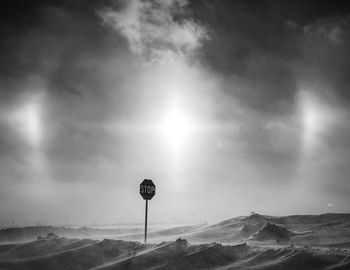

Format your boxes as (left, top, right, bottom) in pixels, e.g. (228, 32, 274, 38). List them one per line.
(140, 179, 156, 200)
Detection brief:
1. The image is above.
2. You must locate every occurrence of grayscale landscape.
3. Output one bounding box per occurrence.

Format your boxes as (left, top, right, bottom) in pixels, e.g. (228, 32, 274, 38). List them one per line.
(1, 0, 350, 269)
(1, 213, 350, 269)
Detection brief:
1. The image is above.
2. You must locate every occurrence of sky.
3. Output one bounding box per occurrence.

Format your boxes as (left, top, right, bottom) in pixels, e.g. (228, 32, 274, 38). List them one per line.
(0, 0, 350, 226)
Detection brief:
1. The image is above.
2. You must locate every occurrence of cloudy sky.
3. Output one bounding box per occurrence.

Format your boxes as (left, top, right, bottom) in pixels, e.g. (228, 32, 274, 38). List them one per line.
(1, 0, 350, 226)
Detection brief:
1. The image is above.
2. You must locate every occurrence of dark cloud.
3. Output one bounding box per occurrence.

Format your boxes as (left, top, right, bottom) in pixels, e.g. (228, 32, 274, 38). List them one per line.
(190, 0, 350, 113)
(0, 0, 127, 98)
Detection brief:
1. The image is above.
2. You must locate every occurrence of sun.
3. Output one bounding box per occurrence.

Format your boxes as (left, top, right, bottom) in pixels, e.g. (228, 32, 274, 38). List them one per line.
(159, 107, 194, 151)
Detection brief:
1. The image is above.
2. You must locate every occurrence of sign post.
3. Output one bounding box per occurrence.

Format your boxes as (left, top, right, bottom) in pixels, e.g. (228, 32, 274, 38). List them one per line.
(139, 179, 156, 243)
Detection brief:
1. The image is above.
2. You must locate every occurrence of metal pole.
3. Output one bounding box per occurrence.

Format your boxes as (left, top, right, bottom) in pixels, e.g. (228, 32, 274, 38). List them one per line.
(144, 199, 148, 243)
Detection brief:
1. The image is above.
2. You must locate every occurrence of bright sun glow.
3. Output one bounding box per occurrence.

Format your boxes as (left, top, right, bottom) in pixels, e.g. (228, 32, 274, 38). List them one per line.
(300, 91, 323, 153)
(159, 107, 194, 151)
(299, 90, 336, 155)
(13, 99, 42, 147)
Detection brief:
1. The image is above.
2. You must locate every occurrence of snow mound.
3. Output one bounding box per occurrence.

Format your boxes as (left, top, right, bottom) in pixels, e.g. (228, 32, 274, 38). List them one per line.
(252, 222, 291, 241)
(37, 232, 59, 240)
(240, 223, 264, 238)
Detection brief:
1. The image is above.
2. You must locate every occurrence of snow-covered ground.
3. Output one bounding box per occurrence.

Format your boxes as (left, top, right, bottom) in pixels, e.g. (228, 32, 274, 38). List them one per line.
(0, 213, 350, 269)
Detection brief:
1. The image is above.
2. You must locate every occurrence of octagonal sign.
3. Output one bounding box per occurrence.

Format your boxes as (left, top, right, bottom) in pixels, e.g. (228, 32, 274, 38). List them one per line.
(140, 179, 156, 200)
